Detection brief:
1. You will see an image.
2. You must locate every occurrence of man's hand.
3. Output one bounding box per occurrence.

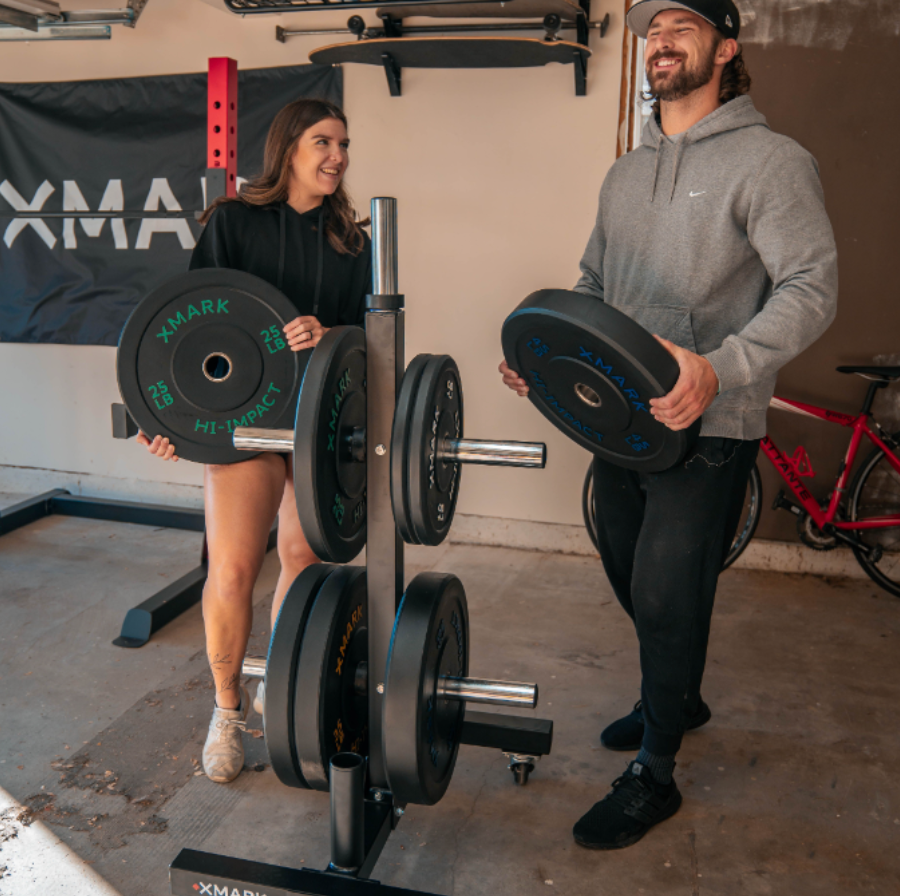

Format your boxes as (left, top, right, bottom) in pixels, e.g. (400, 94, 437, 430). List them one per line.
(649, 336, 719, 431)
(499, 360, 529, 397)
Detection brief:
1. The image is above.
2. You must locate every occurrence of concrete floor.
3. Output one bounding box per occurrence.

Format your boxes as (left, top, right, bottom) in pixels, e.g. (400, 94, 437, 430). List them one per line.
(1, 490, 899, 896)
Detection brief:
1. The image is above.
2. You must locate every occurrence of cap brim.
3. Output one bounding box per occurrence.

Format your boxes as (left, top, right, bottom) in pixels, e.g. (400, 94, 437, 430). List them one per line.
(625, 1, 717, 38)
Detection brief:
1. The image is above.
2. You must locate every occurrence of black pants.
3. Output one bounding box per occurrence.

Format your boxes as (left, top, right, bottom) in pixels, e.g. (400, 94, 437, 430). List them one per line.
(591, 437, 760, 756)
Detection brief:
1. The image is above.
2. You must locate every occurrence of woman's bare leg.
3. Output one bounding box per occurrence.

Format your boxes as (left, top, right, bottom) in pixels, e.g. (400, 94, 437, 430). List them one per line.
(203, 454, 286, 710)
(270, 463, 320, 632)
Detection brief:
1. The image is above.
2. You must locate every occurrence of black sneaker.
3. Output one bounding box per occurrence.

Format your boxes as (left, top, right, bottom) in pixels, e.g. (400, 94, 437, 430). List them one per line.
(573, 760, 682, 850)
(600, 698, 712, 751)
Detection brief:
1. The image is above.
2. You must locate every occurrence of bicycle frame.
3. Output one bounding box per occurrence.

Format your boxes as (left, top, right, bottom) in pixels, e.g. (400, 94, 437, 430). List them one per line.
(764, 396, 900, 532)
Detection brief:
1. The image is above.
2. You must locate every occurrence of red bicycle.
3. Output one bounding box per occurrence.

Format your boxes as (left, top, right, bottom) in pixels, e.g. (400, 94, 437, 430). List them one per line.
(583, 365, 900, 597)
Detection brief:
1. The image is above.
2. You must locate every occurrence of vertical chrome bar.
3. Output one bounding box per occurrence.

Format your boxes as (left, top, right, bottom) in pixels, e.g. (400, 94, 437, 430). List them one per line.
(371, 197, 398, 296)
(329, 753, 366, 873)
(366, 197, 404, 789)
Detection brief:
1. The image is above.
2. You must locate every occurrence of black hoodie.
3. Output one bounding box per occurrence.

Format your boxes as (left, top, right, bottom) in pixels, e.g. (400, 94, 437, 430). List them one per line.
(189, 199, 371, 327)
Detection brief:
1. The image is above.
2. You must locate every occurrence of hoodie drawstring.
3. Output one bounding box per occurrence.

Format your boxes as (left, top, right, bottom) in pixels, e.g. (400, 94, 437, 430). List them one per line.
(650, 133, 664, 203)
(669, 135, 687, 203)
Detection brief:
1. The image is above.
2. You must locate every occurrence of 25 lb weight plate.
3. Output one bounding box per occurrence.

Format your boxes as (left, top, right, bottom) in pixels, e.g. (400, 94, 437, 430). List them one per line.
(502, 289, 700, 472)
(265, 564, 337, 789)
(293, 566, 369, 791)
(293, 327, 368, 563)
(384, 572, 469, 806)
(117, 269, 304, 465)
(392, 355, 463, 546)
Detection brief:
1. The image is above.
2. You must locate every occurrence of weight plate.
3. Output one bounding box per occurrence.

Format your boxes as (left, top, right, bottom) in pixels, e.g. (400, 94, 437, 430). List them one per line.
(293, 565, 369, 791)
(117, 269, 305, 465)
(384, 572, 469, 806)
(406, 356, 463, 546)
(293, 326, 368, 563)
(501, 289, 701, 472)
(265, 563, 337, 789)
(390, 354, 432, 545)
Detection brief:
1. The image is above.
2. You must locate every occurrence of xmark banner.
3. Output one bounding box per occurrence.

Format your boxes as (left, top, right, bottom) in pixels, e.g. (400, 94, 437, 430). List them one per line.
(0, 64, 341, 345)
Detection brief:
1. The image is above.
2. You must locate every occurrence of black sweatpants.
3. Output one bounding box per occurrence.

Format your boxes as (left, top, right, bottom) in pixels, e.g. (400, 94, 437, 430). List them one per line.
(591, 437, 760, 757)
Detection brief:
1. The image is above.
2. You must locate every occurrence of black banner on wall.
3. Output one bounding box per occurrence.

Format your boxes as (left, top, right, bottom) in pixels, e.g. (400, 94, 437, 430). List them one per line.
(0, 63, 341, 346)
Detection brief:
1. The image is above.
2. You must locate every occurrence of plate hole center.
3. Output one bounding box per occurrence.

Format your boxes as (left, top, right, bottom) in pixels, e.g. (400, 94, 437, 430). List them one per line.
(575, 382, 602, 408)
(203, 352, 232, 383)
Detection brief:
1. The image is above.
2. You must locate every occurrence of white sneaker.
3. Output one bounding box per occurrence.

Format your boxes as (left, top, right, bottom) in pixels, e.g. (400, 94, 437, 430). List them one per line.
(253, 679, 266, 718)
(202, 686, 249, 784)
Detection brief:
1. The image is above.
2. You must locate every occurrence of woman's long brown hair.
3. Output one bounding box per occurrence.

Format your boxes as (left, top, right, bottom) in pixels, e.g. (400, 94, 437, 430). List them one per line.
(200, 99, 369, 256)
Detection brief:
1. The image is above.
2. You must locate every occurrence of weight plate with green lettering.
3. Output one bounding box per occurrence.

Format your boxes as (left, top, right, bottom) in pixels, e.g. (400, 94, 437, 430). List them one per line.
(117, 269, 304, 465)
(293, 326, 367, 564)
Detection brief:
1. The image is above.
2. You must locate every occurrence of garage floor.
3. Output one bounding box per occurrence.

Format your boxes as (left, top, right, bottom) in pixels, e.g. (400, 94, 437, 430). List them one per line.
(1, 490, 899, 896)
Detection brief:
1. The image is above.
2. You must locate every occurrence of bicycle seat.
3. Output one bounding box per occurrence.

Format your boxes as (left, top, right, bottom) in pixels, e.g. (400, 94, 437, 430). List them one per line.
(836, 365, 900, 381)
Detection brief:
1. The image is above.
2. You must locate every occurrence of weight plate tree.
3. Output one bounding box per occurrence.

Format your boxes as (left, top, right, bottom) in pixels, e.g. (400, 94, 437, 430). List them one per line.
(501, 288, 700, 472)
(390, 353, 431, 544)
(383, 572, 469, 806)
(293, 565, 369, 791)
(293, 326, 368, 563)
(265, 563, 337, 790)
(117, 269, 304, 465)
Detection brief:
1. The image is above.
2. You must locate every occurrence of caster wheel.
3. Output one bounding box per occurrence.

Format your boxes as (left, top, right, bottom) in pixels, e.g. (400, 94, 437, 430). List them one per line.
(511, 762, 534, 786)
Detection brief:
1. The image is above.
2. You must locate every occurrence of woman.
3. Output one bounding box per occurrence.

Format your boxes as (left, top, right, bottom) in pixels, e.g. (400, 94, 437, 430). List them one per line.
(136, 99, 371, 783)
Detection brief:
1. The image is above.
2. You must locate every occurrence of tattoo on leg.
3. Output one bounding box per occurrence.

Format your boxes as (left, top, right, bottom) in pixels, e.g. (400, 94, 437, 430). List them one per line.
(218, 672, 240, 695)
(208, 652, 233, 669)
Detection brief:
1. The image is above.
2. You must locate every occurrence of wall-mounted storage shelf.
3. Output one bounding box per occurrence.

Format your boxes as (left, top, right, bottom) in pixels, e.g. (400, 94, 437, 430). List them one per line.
(245, 0, 609, 97)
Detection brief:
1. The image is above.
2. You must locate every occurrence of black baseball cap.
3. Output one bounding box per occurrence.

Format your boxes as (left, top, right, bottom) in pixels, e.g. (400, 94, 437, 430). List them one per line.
(626, 0, 741, 40)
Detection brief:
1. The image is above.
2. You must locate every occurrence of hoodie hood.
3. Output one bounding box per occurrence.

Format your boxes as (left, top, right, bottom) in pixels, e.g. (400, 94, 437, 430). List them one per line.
(641, 95, 769, 202)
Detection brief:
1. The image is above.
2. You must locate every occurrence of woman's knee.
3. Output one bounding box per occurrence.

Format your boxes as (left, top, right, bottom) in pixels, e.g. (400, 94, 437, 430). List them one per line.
(206, 560, 257, 606)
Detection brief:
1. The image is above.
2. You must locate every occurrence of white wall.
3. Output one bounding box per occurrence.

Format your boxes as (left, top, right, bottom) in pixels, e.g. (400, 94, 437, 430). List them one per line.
(0, 0, 624, 526)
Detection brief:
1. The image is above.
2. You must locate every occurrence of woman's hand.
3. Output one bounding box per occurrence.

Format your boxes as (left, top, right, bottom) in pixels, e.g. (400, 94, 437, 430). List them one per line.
(136, 431, 179, 462)
(284, 315, 329, 352)
(499, 360, 529, 397)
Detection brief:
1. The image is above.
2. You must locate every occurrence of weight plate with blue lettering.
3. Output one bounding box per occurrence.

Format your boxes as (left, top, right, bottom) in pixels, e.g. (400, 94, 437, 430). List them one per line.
(117, 269, 304, 465)
(383, 572, 469, 806)
(501, 289, 700, 472)
(292, 565, 368, 791)
(265, 563, 337, 790)
(293, 326, 367, 564)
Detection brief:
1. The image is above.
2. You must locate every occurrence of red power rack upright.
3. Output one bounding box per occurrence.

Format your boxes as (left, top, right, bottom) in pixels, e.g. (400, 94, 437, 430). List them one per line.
(206, 57, 238, 202)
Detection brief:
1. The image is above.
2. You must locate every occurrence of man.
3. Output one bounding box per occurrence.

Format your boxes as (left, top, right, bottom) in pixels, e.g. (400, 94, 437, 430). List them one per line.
(500, 0, 837, 849)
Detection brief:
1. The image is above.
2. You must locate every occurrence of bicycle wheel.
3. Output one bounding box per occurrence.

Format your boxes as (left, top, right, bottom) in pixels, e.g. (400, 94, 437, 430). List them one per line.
(848, 436, 900, 597)
(722, 463, 762, 570)
(581, 460, 762, 570)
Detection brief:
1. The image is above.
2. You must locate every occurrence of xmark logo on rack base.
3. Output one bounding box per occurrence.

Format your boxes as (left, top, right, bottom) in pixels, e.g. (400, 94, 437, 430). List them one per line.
(193, 882, 268, 896)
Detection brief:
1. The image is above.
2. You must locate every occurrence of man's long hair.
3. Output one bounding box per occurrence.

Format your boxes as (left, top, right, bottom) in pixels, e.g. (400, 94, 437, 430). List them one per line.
(645, 42, 752, 116)
(200, 99, 368, 256)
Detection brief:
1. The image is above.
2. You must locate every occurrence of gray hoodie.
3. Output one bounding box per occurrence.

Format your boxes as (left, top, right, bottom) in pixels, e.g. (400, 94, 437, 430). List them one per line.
(574, 95, 838, 440)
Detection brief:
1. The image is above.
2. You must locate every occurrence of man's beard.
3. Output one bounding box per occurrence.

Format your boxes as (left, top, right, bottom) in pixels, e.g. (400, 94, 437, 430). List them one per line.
(646, 41, 718, 102)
